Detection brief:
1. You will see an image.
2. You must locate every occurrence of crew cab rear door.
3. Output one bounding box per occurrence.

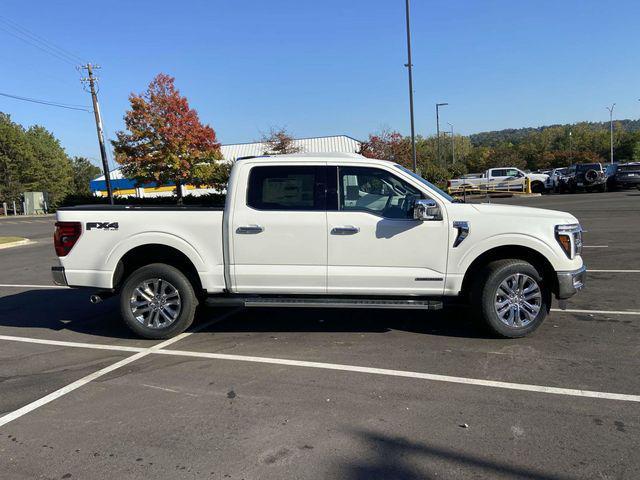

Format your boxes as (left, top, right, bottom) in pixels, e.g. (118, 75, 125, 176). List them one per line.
(228, 162, 328, 294)
(326, 164, 448, 295)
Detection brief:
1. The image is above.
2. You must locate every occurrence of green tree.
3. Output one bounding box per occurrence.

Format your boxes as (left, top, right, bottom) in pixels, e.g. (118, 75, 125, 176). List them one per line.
(25, 125, 74, 206)
(0, 113, 74, 207)
(0, 113, 33, 203)
(71, 157, 101, 195)
(632, 142, 640, 162)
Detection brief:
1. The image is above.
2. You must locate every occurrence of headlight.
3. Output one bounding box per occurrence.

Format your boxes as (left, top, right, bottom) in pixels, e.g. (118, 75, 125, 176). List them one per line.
(555, 224, 582, 259)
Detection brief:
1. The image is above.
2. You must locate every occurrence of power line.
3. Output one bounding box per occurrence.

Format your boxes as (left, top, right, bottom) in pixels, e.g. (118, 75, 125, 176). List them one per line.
(0, 16, 85, 66)
(0, 92, 92, 112)
(0, 24, 76, 66)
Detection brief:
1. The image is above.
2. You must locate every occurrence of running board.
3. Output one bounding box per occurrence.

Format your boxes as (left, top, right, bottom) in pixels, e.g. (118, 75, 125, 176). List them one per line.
(206, 296, 442, 310)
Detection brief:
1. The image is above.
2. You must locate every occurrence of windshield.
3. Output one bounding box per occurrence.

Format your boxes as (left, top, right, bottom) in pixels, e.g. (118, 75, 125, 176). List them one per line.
(619, 164, 640, 172)
(394, 164, 454, 202)
(576, 163, 600, 172)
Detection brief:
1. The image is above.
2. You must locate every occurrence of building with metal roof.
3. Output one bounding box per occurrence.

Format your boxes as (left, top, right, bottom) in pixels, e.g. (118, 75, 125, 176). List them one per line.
(90, 135, 362, 197)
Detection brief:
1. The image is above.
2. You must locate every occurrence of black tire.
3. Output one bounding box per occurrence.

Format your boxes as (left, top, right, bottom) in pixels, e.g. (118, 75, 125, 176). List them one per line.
(120, 263, 198, 339)
(472, 259, 550, 338)
(530, 181, 545, 194)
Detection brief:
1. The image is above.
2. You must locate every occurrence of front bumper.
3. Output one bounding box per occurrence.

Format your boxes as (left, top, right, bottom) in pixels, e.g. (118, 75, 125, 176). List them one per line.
(51, 266, 68, 286)
(556, 265, 586, 299)
(615, 177, 640, 188)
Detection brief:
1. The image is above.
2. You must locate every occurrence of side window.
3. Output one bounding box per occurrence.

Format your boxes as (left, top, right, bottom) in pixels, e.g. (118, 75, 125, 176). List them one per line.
(505, 169, 521, 177)
(247, 166, 325, 211)
(492, 169, 506, 177)
(338, 167, 422, 219)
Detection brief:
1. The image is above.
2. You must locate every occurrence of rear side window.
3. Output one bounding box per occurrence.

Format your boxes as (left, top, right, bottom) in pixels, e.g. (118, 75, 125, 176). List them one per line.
(247, 166, 326, 211)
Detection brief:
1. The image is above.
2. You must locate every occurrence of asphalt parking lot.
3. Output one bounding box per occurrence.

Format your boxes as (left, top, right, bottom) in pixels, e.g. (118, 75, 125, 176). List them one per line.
(0, 192, 639, 480)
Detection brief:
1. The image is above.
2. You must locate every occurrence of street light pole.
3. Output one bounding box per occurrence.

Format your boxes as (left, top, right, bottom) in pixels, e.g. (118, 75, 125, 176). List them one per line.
(404, 0, 417, 172)
(568, 130, 572, 165)
(448, 122, 455, 165)
(606, 103, 615, 164)
(436, 102, 448, 166)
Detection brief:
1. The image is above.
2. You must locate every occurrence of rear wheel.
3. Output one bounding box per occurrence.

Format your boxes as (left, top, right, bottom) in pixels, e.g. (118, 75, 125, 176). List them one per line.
(472, 259, 550, 338)
(120, 263, 198, 339)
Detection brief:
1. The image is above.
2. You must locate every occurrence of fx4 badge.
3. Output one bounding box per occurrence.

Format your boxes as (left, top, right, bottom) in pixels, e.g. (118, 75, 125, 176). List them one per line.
(86, 222, 119, 231)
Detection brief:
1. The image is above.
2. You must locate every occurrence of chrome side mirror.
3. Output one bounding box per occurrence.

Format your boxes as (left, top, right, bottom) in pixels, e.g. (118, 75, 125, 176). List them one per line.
(413, 199, 441, 221)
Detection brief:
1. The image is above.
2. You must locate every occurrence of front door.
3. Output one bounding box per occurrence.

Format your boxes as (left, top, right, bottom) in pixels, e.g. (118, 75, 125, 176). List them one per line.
(230, 164, 328, 294)
(327, 165, 448, 295)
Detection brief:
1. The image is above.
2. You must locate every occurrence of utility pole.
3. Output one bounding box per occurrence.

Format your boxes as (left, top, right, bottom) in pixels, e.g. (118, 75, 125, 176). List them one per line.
(606, 103, 615, 165)
(448, 122, 455, 165)
(568, 130, 572, 165)
(404, 0, 417, 172)
(436, 103, 448, 166)
(81, 64, 113, 204)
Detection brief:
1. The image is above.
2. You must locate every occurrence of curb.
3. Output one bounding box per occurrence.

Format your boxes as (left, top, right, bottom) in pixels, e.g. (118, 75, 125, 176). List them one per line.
(0, 239, 34, 250)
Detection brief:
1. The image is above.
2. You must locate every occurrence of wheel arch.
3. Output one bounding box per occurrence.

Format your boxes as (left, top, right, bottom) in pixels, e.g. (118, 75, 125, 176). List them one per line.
(113, 244, 203, 295)
(460, 245, 558, 299)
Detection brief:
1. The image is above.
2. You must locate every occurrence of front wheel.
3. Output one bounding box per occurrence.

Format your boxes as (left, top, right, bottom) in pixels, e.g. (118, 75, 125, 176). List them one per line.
(530, 181, 546, 194)
(472, 259, 550, 338)
(120, 263, 198, 339)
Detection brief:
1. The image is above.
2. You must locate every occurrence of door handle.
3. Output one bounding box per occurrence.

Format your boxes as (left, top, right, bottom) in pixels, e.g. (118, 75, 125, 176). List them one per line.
(236, 224, 264, 234)
(331, 225, 360, 235)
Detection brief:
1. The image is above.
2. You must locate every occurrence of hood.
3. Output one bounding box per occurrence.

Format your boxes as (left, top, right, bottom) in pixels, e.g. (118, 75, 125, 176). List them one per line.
(470, 203, 577, 224)
(529, 173, 549, 181)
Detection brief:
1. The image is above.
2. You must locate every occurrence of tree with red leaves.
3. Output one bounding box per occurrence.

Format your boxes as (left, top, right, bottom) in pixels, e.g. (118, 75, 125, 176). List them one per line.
(359, 129, 412, 167)
(112, 73, 227, 201)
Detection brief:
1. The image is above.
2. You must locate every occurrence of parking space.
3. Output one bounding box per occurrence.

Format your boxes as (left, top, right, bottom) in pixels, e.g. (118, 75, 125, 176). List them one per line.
(0, 193, 639, 479)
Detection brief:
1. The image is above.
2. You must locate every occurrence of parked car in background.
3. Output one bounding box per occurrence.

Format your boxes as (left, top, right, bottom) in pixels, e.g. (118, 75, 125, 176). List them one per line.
(546, 167, 568, 192)
(564, 163, 606, 193)
(449, 167, 548, 193)
(605, 162, 640, 190)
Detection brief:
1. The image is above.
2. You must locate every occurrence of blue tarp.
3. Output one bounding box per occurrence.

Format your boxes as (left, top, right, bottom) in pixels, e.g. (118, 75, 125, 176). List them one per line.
(89, 177, 176, 192)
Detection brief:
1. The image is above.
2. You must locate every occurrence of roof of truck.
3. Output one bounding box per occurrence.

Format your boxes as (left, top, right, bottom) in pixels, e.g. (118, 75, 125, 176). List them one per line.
(237, 152, 369, 162)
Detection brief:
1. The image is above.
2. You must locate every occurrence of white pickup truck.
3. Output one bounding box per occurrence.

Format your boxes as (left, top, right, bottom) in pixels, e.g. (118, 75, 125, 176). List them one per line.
(52, 153, 585, 339)
(449, 167, 549, 194)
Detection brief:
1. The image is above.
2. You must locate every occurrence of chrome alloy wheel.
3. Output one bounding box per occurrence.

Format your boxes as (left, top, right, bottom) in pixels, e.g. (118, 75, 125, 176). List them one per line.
(129, 278, 181, 329)
(494, 273, 542, 327)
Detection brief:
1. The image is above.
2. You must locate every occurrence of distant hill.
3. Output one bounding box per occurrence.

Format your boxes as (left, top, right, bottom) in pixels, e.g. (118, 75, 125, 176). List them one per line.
(470, 119, 640, 147)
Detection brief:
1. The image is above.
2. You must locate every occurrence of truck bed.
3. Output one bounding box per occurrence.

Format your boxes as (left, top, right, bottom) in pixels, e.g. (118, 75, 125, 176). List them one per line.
(55, 206, 226, 292)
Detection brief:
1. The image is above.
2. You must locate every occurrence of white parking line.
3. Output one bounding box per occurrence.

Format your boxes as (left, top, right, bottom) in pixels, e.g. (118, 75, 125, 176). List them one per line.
(552, 308, 640, 316)
(0, 334, 145, 353)
(0, 284, 69, 289)
(0, 350, 149, 428)
(0, 331, 638, 411)
(0, 311, 238, 428)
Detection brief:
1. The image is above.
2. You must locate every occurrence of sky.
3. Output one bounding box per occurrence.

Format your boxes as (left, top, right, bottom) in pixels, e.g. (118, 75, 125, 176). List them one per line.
(1, 0, 639, 168)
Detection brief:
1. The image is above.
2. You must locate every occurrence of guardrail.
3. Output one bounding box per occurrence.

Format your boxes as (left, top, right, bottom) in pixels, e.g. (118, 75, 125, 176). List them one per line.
(448, 178, 533, 199)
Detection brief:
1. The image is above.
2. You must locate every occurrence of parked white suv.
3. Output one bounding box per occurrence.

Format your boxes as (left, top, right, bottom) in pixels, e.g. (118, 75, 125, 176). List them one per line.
(52, 153, 585, 339)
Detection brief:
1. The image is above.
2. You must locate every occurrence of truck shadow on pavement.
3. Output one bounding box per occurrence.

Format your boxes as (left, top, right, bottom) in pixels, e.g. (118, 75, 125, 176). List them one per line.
(0, 288, 491, 340)
(195, 305, 491, 339)
(337, 428, 577, 480)
(0, 288, 136, 339)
